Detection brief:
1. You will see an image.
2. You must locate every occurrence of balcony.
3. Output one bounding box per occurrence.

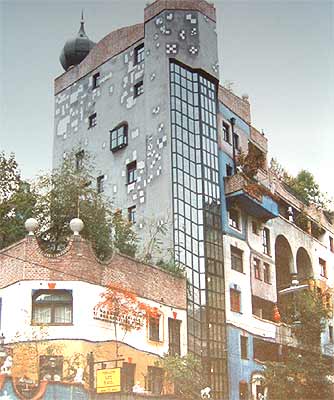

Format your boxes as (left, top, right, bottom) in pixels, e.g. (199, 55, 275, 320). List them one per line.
(224, 174, 279, 220)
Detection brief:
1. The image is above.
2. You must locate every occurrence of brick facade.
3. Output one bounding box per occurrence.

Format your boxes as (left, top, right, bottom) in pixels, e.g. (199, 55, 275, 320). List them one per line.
(218, 85, 251, 124)
(0, 236, 186, 310)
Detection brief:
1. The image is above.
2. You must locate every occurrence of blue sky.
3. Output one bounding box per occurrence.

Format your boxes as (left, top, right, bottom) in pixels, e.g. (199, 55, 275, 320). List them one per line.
(1, 0, 333, 197)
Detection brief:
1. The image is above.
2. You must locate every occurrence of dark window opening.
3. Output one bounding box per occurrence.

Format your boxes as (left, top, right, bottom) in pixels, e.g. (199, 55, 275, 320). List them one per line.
(240, 336, 248, 359)
(231, 246, 243, 273)
(39, 355, 63, 381)
(128, 206, 136, 224)
(97, 175, 105, 194)
(233, 133, 240, 151)
(252, 296, 275, 322)
(135, 43, 145, 65)
(127, 161, 137, 184)
(168, 318, 181, 356)
(229, 209, 240, 230)
(263, 262, 271, 284)
(110, 123, 128, 152)
(319, 258, 327, 278)
(121, 362, 136, 392)
(226, 164, 233, 177)
(147, 366, 163, 394)
(262, 227, 271, 255)
(223, 122, 230, 143)
(330, 236, 334, 253)
(75, 150, 84, 171)
(253, 258, 261, 280)
(134, 81, 144, 98)
(252, 220, 259, 235)
(32, 290, 72, 325)
(329, 326, 333, 343)
(149, 316, 160, 342)
(92, 72, 100, 89)
(239, 382, 248, 400)
(230, 288, 241, 313)
(88, 112, 97, 128)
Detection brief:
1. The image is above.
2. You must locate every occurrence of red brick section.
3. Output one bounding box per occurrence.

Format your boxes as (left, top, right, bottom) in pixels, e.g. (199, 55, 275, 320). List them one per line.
(144, 0, 216, 22)
(55, 24, 144, 95)
(218, 86, 251, 124)
(0, 236, 186, 310)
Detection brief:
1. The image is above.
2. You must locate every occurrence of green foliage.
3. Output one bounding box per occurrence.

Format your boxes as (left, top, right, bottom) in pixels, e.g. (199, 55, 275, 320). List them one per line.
(0, 152, 37, 249)
(156, 257, 185, 278)
(237, 143, 266, 179)
(158, 353, 206, 399)
(111, 210, 138, 257)
(264, 290, 333, 400)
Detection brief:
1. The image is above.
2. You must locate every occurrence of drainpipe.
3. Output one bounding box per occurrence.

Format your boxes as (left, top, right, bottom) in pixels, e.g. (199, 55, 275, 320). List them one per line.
(230, 117, 237, 172)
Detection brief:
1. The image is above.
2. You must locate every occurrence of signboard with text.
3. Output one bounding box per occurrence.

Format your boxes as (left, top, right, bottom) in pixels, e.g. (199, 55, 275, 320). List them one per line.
(96, 367, 121, 393)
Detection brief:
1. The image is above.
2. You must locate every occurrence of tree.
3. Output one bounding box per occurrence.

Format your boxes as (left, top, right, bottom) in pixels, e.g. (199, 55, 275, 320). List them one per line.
(237, 143, 266, 179)
(158, 353, 206, 399)
(0, 152, 37, 249)
(264, 290, 333, 400)
(95, 283, 159, 362)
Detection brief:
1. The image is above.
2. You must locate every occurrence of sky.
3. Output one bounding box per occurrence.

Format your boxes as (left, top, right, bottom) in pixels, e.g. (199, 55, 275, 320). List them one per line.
(0, 0, 333, 197)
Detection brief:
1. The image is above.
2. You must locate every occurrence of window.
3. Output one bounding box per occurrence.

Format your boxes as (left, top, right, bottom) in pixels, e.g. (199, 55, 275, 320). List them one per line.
(128, 206, 136, 224)
(88, 112, 97, 128)
(330, 236, 334, 253)
(222, 122, 230, 143)
(134, 81, 144, 98)
(229, 208, 240, 230)
(252, 296, 275, 322)
(262, 227, 271, 255)
(147, 366, 163, 394)
(230, 288, 241, 313)
(32, 290, 72, 325)
(121, 362, 136, 392)
(75, 150, 84, 171)
(92, 72, 100, 89)
(134, 43, 145, 65)
(39, 355, 63, 381)
(240, 335, 248, 359)
(226, 164, 233, 177)
(127, 161, 137, 184)
(263, 262, 271, 283)
(239, 381, 248, 400)
(110, 123, 128, 152)
(319, 258, 327, 278)
(149, 315, 160, 341)
(253, 258, 261, 280)
(233, 133, 240, 150)
(231, 246, 243, 273)
(97, 175, 105, 193)
(252, 220, 259, 235)
(329, 326, 333, 343)
(168, 318, 181, 356)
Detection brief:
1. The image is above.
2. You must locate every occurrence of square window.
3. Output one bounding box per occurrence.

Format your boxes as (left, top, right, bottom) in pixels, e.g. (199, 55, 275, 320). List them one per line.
(231, 246, 243, 273)
(110, 124, 128, 152)
(32, 290, 72, 325)
(147, 366, 163, 394)
(121, 362, 136, 392)
(253, 258, 261, 280)
(223, 122, 230, 143)
(89, 112, 97, 128)
(263, 262, 271, 283)
(128, 206, 136, 224)
(226, 164, 233, 177)
(233, 133, 240, 150)
(134, 81, 144, 98)
(168, 318, 181, 356)
(230, 288, 241, 313)
(39, 355, 64, 381)
(75, 150, 84, 171)
(240, 335, 248, 359)
(319, 258, 327, 278)
(134, 43, 145, 65)
(330, 236, 334, 253)
(127, 161, 137, 184)
(262, 227, 271, 255)
(229, 209, 240, 230)
(149, 316, 160, 342)
(92, 72, 100, 89)
(97, 175, 105, 194)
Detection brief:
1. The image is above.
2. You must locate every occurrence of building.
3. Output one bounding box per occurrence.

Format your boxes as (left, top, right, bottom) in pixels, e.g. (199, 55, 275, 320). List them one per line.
(52, 0, 334, 399)
(0, 219, 187, 398)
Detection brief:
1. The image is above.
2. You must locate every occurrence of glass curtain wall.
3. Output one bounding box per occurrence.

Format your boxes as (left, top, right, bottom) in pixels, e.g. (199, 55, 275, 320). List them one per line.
(170, 61, 228, 399)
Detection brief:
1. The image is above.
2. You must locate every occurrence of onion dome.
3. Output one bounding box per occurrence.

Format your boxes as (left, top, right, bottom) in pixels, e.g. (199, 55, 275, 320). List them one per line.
(59, 12, 96, 71)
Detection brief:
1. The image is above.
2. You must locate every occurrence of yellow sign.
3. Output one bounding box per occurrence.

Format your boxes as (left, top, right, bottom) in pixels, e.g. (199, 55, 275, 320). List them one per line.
(96, 367, 121, 393)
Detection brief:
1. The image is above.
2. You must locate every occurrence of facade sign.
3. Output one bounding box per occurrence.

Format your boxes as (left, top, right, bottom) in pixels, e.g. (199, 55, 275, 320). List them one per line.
(96, 367, 121, 393)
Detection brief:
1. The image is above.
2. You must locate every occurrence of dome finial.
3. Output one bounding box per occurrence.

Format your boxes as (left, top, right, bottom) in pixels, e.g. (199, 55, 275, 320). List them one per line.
(78, 9, 87, 37)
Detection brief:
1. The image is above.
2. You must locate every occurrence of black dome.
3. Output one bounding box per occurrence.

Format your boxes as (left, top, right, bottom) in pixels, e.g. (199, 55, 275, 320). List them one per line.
(60, 15, 95, 71)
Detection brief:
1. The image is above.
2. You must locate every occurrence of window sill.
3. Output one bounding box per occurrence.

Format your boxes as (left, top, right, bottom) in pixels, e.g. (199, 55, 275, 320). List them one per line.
(230, 310, 242, 314)
(229, 225, 242, 233)
(31, 322, 73, 326)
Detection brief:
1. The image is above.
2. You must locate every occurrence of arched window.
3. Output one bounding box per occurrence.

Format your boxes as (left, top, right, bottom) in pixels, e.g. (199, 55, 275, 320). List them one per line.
(32, 290, 72, 325)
